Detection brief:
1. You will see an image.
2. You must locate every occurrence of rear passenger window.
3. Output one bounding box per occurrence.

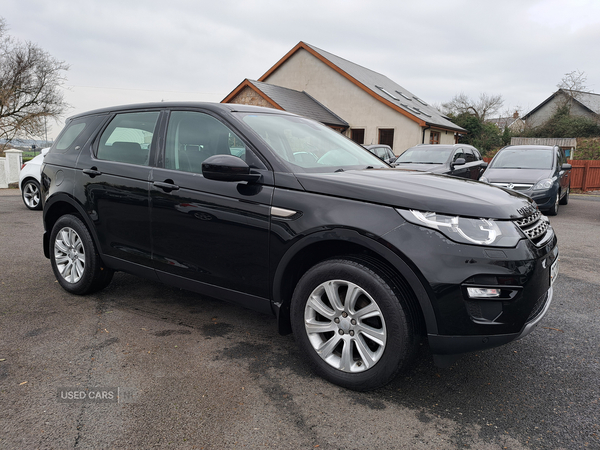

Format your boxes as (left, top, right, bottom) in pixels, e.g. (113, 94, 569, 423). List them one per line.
(97, 112, 160, 166)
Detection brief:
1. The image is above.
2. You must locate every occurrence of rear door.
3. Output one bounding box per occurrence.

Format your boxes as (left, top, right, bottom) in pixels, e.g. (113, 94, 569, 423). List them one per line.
(76, 110, 161, 267)
(149, 109, 273, 301)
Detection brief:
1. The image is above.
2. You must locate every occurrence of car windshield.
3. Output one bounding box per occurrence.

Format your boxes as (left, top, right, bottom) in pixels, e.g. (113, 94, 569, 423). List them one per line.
(395, 147, 453, 164)
(237, 113, 387, 172)
(490, 149, 553, 169)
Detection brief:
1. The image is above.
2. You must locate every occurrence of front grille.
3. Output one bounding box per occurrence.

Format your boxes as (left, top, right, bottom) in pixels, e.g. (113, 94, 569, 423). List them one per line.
(491, 182, 533, 191)
(514, 210, 550, 245)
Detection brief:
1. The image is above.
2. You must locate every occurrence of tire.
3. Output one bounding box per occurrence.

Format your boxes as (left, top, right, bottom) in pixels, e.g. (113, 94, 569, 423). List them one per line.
(50, 215, 114, 295)
(22, 179, 42, 211)
(291, 258, 415, 391)
(559, 185, 569, 205)
(547, 193, 559, 216)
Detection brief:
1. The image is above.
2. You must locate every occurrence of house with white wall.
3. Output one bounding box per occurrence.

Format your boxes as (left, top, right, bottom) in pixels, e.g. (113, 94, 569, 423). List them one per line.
(523, 89, 600, 129)
(223, 42, 465, 154)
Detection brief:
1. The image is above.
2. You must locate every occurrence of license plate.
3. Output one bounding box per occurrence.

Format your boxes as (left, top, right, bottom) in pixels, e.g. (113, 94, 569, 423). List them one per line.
(550, 258, 559, 286)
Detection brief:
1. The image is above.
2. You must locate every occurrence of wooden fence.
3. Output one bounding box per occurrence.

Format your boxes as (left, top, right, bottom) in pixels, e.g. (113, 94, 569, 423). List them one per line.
(482, 158, 600, 192)
(567, 160, 600, 192)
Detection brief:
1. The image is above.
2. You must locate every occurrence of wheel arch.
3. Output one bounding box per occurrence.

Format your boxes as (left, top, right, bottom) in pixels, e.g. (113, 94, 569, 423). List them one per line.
(272, 229, 438, 337)
(43, 194, 101, 259)
(20, 176, 39, 190)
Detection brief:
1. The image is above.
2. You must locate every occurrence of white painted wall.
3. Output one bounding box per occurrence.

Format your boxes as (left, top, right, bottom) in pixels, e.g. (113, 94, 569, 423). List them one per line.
(264, 49, 428, 154)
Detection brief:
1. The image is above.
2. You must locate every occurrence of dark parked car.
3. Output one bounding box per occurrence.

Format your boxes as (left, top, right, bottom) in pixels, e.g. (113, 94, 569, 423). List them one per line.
(393, 144, 487, 180)
(41, 103, 558, 391)
(364, 144, 397, 164)
(480, 145, 571, 215)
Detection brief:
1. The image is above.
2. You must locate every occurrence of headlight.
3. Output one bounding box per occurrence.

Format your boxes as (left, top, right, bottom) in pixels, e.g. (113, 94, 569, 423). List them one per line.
(479, 176, 489, 183)
(397, 209, 522, 247)
(533, 177, 556, 190)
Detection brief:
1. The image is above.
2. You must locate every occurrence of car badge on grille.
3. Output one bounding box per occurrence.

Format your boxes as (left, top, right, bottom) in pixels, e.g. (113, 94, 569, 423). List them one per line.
(508, 183, 514, 189)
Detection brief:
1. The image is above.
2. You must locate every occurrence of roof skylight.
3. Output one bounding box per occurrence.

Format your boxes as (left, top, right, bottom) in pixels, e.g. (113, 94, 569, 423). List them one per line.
(375, 85, 399, 101)
(413, 96, 428, 106)
(395, 91, 412, 101)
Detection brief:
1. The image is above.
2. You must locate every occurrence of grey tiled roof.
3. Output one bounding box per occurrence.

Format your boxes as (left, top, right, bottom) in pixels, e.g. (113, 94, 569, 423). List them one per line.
(248, 80, 349, 127)
(572, 90, 600, 114)
(523, 89, 600, 118)
(303, 43, 465, 132)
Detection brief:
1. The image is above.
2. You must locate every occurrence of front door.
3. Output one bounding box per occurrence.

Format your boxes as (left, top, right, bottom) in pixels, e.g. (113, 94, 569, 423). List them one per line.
(150, 110, 273, 301)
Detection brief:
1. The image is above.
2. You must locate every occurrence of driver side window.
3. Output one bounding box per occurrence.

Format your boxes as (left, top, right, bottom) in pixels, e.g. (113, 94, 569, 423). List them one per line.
(165, 111, 264, 174)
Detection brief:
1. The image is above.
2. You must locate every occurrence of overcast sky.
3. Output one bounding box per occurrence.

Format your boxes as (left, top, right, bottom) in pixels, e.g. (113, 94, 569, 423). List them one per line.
(3, 0, 600, 138)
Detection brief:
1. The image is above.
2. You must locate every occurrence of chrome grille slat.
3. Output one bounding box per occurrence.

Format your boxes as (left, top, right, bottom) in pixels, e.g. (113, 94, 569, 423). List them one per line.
(513, 210, 549, 245)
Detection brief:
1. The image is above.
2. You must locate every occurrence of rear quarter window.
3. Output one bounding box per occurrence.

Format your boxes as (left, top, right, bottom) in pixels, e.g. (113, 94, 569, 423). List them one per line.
(51, 115, 106, 154)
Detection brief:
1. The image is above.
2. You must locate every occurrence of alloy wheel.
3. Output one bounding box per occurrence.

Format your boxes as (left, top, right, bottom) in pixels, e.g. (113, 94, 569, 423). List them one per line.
(304, 279, 387, 373)
(54, 227, 86, 283)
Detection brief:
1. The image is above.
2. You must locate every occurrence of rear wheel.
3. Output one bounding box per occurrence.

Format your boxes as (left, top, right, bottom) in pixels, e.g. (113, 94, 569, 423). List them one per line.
(291, 258, 415, 391)
(50, 215, 113, 295)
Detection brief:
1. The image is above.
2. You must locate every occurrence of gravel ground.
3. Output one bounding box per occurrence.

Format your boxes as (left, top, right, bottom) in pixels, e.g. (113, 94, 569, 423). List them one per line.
(0, 189, 598, 449)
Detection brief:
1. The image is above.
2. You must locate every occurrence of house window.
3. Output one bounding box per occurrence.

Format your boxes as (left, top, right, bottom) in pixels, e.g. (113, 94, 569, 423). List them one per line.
(430, 131, 440, 144)
(351, 129, 365, 145)
(378, 129, 394, 149)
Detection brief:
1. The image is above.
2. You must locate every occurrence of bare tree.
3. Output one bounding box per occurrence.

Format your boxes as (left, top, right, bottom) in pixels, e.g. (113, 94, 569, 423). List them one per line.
(556, 70, 590, 111)
(0, 18, 69, 149)
(441, 92, 504, 121)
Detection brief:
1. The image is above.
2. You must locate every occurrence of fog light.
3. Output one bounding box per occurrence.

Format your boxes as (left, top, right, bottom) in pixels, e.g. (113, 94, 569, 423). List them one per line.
(467, 287, 501, 298)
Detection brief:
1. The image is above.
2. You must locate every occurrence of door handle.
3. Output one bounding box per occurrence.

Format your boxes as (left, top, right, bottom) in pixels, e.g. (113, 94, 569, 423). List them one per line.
(153, 181, 180, 192)
(83, 168, 102, 178)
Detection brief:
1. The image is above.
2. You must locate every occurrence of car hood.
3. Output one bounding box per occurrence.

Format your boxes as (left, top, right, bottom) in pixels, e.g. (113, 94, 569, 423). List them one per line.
(393, 163, 445, 173)
(294, 168, 536, 220)
(482, 168, 552, 184)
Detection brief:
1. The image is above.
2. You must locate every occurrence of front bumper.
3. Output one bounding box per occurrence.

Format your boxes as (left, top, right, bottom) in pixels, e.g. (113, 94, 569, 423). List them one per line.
(427, 285, 553, 356)
(384, 219, 558, 357)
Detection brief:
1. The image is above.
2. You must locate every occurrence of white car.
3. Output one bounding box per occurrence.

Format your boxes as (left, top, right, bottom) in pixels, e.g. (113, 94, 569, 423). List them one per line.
(19, 148, 49, 210)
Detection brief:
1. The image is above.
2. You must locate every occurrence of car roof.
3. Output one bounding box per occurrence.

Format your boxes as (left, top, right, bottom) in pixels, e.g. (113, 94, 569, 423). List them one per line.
(67, 102, 294, 120)
(498, 145, 556, 151)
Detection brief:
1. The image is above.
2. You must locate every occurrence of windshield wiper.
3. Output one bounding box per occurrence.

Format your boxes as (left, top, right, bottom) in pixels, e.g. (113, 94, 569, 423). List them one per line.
(334, 168, 344, 173)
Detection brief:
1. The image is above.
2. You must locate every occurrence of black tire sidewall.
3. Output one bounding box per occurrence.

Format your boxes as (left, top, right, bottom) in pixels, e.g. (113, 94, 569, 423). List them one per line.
(49, 215, 102, 295)
(291, 258, 412, 391)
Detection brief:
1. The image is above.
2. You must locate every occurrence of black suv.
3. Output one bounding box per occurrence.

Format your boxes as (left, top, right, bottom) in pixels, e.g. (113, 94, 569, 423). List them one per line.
(41, 103, 558, 391)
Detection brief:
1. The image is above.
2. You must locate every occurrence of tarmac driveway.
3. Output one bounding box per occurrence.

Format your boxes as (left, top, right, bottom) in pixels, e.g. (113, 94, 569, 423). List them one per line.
(0, 189, 598, 449)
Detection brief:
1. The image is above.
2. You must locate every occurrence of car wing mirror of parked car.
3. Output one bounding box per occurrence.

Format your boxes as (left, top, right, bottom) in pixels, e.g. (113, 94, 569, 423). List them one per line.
(452, 158, 466, 167)
(202, 155, 262, 183)
(561, 163, 572, 170)
(480, 161, 488, 168)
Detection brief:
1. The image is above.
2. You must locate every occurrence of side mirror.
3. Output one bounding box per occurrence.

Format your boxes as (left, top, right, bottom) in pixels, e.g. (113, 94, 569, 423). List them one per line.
(480, 161, 488, 169)
(202, 155, 261, 183)
(561, 163, 572, 170)
(452, 158, 466, 167)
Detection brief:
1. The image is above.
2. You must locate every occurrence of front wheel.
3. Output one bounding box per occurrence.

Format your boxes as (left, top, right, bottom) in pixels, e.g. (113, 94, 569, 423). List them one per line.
(547, 193, 559, 216)
(291, 258, 415, 391)
(50, 215, 114, 295)
(559, 185, 570, 205)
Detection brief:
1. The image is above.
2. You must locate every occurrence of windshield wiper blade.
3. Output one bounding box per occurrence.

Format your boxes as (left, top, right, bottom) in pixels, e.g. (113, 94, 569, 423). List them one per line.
(334, 168, 344, 173)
